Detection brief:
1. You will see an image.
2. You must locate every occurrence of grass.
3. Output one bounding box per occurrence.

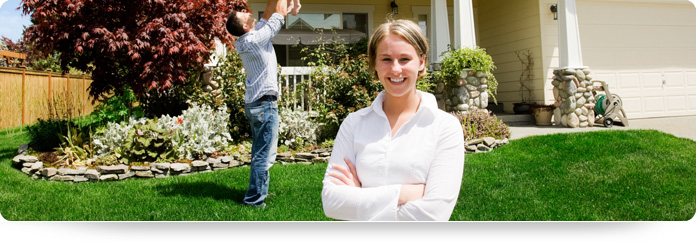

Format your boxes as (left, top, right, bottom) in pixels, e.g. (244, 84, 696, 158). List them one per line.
(1, 128, 694, 221)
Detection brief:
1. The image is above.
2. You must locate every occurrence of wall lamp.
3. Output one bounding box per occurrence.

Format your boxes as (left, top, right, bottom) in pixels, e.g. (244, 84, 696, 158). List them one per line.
(550, 4, 558, 20)
(391, 1, 399, 15)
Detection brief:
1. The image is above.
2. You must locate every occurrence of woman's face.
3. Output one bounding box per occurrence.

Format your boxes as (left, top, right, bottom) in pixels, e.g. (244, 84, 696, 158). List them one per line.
(374, 34, 425, 99)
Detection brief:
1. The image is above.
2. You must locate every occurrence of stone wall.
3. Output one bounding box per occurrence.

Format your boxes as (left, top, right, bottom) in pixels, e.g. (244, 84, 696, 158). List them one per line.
(434, 69, 489, 113)
(551, 68, 596, 128)
(13, 148, 333, 183)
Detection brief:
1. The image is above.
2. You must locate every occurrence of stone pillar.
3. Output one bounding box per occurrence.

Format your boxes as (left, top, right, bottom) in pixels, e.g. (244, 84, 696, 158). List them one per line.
(552, 68, 595, 128)
(435, 69, 489, 113)
(454, 0, 476, 49)
(431, 0, 450, 63)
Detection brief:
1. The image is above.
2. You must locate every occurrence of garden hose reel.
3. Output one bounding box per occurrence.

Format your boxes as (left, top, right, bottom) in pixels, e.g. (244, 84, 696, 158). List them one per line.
(592, 80, 629, 127)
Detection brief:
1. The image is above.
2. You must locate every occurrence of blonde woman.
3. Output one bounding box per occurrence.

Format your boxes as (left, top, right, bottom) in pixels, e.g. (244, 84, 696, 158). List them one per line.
(321, 19, 465, 221)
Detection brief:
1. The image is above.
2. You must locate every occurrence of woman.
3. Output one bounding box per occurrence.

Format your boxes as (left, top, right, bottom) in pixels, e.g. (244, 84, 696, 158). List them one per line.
(321, 19, 465, 221)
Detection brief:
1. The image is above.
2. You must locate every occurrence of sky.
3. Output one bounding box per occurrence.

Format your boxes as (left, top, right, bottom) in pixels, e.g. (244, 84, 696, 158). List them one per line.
(0, 0, 32, 42)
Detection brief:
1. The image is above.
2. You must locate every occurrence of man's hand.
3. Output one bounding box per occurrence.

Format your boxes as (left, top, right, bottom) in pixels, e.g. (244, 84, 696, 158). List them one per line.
(263, 0, 288, 20)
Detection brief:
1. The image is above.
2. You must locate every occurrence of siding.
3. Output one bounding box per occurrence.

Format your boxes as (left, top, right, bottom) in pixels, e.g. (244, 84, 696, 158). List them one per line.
(478, 0, 545, 112)
(571, 0, 696, 118)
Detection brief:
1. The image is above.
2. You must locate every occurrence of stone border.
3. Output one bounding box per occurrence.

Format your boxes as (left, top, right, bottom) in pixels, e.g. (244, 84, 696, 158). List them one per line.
(465, 137, 509, 154)
(12, 148, 334, 183)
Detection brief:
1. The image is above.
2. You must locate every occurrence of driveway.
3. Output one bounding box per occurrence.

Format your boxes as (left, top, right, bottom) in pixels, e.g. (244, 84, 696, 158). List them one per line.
(508, 115, 696, 141)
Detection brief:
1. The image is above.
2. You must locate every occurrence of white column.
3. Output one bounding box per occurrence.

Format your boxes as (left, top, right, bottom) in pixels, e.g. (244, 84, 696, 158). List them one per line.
(454, 0, 476, 49)
(558, 0, 585, 68)
(431, 0, 450, 63)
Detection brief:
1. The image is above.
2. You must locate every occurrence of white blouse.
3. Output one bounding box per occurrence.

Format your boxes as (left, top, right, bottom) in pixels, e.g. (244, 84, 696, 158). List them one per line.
(321, 91, 465, 221)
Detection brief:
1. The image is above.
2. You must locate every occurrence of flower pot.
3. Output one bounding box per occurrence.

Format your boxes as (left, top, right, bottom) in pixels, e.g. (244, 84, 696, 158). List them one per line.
(531, 104, 555, 126)
(513, 102, 532, 114)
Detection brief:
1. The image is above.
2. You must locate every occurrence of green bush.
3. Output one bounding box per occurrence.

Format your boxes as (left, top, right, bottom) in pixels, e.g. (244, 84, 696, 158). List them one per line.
(435, 46, 498, 102)
(119, 119, 175, 164)
(26, 118, 74, 152)
(89, 85, 144, 128)
(278, 108, 320, 150)
(452, 109, 510, 142)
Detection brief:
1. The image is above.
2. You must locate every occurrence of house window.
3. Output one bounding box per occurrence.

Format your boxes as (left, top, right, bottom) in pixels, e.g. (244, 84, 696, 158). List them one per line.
(258, 10, 369, 66)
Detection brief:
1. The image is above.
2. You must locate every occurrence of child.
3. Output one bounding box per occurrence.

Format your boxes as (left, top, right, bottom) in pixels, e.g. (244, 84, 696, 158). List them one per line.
(288, 0, 301, 16)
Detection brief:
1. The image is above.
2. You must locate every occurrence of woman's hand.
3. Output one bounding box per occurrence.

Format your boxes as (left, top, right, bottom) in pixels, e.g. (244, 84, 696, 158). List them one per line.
(398, 184, 425, 205)
(328, 157, 361, 187)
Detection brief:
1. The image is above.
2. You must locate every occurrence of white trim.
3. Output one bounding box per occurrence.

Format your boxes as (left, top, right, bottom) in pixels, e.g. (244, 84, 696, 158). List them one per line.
(250, 3, 374, 34)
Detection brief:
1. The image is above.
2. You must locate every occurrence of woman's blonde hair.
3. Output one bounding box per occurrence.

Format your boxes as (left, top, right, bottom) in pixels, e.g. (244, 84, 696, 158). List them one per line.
(367, 19, 430, 79)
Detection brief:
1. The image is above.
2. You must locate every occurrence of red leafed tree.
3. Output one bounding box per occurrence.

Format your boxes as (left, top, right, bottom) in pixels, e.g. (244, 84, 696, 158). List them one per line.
(21, 0, 251, 101)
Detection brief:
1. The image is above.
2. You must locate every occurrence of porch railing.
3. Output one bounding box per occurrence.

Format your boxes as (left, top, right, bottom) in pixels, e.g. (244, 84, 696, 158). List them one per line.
(278, 66, 314, 112)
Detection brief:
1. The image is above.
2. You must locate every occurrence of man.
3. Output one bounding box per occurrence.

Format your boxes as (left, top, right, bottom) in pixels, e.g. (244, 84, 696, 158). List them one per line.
(226, 0, 289, 207)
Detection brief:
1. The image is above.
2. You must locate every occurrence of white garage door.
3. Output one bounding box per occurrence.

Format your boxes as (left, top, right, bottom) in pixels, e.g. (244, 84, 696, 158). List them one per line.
(578, 0, 696, 119)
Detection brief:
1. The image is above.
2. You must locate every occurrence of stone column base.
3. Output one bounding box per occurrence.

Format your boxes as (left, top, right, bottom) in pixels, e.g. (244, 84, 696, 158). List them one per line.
(552, 68, 596, 128)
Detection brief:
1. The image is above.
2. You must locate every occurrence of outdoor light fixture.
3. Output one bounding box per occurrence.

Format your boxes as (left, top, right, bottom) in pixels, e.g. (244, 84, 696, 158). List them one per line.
(550, 4, 558, 20)
(391, 1, 399, 15)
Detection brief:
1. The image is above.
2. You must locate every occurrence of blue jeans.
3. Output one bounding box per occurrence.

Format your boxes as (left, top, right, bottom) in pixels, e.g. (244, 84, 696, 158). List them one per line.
(243, 95, 279, 206)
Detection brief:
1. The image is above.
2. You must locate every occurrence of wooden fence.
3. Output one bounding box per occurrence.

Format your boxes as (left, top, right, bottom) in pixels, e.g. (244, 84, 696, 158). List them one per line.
(0, 67, 96, 130)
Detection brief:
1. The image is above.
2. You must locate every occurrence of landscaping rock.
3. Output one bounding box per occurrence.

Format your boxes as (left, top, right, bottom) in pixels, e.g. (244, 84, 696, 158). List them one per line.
(17, 144, 29, 154)
(130, 165, 150, 171)
(220, 156, 234, 163)
(153, 162, 171, 170)
(211, 162, 229, 169)
(312, 157, 330, 163)
(21, 167, 33, 175)
(228, 160, 242, 167)
(170, 163, 190, 172)
(295, 153, 318, 160)
(482, 137, 496, 147)
(30, 162, 43, 172)
(98, 165, 129, 174)
(18, 155, 39, 163)
(41, 168, 58, 177)
(100, 174, 119, 181)
(135, 171, 154, 178)
(206, 157, 221, 164)
(118, 171, 135, 180)
(73, 176, 88, 183)
(85, 170, 100, 180)
(476, 144, 491, 152)
(468, 139, 484, 145)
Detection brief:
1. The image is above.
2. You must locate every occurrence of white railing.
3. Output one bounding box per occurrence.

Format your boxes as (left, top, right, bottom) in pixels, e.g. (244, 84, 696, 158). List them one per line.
(278, 66, 314, 111)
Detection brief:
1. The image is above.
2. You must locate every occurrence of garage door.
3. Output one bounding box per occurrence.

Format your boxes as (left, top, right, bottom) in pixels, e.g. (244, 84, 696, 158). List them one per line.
(577, 0, 696, 119)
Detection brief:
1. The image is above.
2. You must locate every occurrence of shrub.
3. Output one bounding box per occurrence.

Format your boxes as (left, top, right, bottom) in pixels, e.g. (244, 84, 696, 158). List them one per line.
(159, 103, 233, 160)
(278, 108, 320, 150)
(120, 119, 175, 164)
(26, 118, 73, 152)
(92, 117, 147, 158)
(453, 109, 510, 142)
(89, 85, 145, 128)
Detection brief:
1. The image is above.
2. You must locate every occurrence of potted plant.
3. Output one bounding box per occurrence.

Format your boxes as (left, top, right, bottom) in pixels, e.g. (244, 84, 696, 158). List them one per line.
(434, 45, 498, 111)
(513, 50, 533, 114)
(530, 103, 555, 125)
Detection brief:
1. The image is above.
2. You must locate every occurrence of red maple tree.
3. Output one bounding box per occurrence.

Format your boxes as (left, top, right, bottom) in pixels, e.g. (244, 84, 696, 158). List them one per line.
(20, 0, 251, 101)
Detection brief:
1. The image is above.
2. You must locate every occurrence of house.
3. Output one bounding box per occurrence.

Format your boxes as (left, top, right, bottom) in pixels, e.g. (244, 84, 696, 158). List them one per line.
(236, 0, 696, 119)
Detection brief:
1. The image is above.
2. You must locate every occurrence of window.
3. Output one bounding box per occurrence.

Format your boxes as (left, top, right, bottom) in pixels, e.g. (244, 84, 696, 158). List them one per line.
(252, 4, 373, 66)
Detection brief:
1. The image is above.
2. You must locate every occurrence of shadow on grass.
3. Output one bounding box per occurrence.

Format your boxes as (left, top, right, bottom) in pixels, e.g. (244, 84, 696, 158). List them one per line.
(155, 181, 247, 204)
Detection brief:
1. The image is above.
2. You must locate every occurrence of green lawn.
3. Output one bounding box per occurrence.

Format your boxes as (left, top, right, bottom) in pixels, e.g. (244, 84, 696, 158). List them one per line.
(1, 129, 694, 221)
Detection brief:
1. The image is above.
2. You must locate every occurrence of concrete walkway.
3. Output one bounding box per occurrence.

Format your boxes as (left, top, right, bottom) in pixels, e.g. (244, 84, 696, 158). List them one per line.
(507, 115, 696, 141)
